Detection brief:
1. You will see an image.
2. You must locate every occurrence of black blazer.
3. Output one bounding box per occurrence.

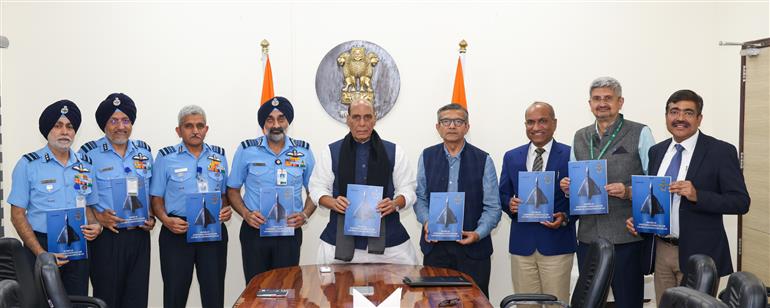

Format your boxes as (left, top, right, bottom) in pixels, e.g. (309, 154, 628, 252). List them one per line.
(648, 132, 750, 276)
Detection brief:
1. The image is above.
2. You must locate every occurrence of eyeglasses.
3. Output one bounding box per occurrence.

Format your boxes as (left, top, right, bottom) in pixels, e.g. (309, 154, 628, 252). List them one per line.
(438, 298, 460, 307)
(667, 109, 698, 119)
(438, 118, 466, 127)
(590, 95, 617, 103)
(108, 118, 131, 126)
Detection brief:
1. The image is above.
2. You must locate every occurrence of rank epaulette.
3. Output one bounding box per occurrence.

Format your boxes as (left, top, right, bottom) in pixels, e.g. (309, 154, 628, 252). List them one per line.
(159, 146, 177, 157)
(290, 138, 310, 150)
(134, 140, 151, 152)
(240, 139, 259, 149)
(23, 152, 41, 162)
(210, 145, 225, 156)
(79, 141, 97, 153)
(79, 153, 93, 165)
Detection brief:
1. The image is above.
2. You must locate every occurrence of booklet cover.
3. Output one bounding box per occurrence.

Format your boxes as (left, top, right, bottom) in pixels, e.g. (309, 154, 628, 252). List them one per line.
(110, 177, 150, 228)
(343, 184, 383, 237)
(427, 192, 465, 241)
(46, 207, 88, 260)
(517, 171, 555, 222)
(632, 175, 672, 235)
(186, 192, 222, 243)
(568, 160, 609, 215)
(259, 187, 295, 237)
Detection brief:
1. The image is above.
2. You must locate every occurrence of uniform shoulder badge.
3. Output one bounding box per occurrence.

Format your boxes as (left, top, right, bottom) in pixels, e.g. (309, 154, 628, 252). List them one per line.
(79, 153, 93, 165)
(159, 146, 177, 157)
(79, 141, 97, 153)
(23, 152, 41, 162)
(210, 145, 225, 156)
(290, 138, 310, 150)
(240, 138, 259, 149)
(134, 140, 152, 152)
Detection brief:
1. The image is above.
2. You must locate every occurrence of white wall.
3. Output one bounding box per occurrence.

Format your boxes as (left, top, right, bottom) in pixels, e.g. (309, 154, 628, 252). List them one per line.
(1, 1, 767, 307)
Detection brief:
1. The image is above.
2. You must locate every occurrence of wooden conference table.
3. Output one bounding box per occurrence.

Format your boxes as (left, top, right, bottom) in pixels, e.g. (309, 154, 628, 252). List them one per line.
(234, 264, 493, 307)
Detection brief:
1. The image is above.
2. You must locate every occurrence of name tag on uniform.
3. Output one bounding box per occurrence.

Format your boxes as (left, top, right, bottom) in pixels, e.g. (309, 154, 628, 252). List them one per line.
(197, 175, 209, 193)
(41, 178, 56, 184)
(276, 169, 288, 186)
(174, 167, 188, 174)
(252, 162, 266, 166)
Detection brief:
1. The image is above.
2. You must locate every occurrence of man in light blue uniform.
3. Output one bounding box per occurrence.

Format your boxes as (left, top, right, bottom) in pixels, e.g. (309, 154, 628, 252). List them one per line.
(79, 93, 155, 308)
(9, 100, 102, 297)
(150, 105, 232, 308)
(227, 96, 316, 284)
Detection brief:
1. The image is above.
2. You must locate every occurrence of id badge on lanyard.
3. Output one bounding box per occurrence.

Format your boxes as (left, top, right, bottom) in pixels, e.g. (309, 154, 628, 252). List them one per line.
(125, 167, 139, 196)
(76, 194, 86, 208)
(276, 169, 288, 186)
(196, 167, 209, 193)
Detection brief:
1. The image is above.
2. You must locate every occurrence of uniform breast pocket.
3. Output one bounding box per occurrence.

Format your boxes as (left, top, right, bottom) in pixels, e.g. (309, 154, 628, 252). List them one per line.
(287, 168, 303, 185)
(247, 164, 270, 184)
(32, 181, 64, 204)
(95, 173, 113, 189)
(168, 168, 194, 192)
(207, 171, 224, 191)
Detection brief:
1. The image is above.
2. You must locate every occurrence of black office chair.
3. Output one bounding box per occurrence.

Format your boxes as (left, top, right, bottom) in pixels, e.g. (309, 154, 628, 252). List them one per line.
(34, 253, 107, 308)
(680, 254, 719, 296)
(500, 238, 615, 308)
(659, 286, 729, 308)
(0, 237, 45, 308)
(717, 271, 768, 308)
(0, 279, 20, 308)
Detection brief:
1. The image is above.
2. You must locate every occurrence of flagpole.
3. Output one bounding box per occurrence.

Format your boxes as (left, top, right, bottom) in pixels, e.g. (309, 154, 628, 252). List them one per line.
(261, 39, 269, 72)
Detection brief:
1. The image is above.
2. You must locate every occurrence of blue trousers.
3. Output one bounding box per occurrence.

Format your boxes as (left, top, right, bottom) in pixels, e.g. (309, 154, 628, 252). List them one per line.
(159, 224, 228, 308)
(89, 228, 150, 308)
(577, 240, 644, 308)
(423, 241, 491, 298)
(239, 221, 302, 284)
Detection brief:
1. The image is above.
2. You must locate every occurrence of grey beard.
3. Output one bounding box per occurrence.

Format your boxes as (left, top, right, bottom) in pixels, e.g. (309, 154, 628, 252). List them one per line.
(268, 132, 284, 142)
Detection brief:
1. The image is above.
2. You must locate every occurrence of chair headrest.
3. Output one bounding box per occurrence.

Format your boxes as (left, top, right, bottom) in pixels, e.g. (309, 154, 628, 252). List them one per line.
(660, 286, 728, 308)
(718, 272, 768, 308)
(681, 254, 719, 296)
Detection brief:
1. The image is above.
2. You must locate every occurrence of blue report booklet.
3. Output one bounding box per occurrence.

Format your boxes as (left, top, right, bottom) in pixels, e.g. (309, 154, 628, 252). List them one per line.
(46, 207, 88, 260)
(259, 187, 295, 237)
(344, 184, 383, 237)
(517, 171, 555, 222)
(110, 177, 150, 228)
(427, 192, 465, 241)
(186, 192, 222, 243)
(568, 160, 609, 215)
(632, 175, 671, 235)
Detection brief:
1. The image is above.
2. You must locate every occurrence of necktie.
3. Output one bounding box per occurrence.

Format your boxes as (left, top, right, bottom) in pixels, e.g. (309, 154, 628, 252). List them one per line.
(533, 147, 545, 171)
(664, 144, 685, 180)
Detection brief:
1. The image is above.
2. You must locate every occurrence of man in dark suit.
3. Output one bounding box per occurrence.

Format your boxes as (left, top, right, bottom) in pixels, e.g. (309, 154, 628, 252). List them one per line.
(626, 89, 750, 304)
(499, 102, 576, 303)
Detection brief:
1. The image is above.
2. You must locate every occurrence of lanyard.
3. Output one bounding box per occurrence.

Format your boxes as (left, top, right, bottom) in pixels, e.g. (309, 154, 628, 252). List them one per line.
(590, 115, 624, 160)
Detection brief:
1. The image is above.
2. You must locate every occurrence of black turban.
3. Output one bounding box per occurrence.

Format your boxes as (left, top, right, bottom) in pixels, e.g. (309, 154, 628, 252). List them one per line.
(39, 100, 81, 137)
(96, 93, 136, 131)
(258, 96, 294, 128)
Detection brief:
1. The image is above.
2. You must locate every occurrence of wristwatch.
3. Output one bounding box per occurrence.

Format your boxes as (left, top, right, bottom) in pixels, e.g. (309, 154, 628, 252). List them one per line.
(561, 213, 569, 227)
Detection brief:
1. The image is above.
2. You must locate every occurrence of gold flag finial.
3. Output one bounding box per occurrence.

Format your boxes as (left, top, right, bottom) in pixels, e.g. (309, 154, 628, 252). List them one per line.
(459, 39, 468, 53)
(261, 39, 270, 54)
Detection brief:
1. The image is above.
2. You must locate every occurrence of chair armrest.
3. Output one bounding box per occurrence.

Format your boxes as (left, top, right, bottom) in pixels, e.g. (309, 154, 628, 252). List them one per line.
(69, 295, 108, 308)
(500, 293, 567, 308)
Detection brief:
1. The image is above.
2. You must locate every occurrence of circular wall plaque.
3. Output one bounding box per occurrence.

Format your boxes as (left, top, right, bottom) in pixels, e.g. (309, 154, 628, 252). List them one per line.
(315, 40, 400, 123)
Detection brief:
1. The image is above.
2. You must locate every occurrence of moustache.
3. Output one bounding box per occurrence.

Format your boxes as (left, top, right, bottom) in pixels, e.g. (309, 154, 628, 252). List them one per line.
(269, 128, 285, 135)
(672, 121, 690, 127)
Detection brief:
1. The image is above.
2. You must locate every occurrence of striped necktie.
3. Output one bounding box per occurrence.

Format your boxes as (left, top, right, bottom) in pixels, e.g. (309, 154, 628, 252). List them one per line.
(533, 147, 545, 171)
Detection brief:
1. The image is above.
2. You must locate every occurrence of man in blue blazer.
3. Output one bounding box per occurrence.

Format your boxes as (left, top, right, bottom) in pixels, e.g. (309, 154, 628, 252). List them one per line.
(627, 90, 750, 304)
(499, 102, 576, 303)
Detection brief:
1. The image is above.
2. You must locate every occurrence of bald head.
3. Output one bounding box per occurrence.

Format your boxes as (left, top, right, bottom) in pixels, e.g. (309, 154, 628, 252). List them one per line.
(524, 101, 555, 119)
(347, 99, 376, 117)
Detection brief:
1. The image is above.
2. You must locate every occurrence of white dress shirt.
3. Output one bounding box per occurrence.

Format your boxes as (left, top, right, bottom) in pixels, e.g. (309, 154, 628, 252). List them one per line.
(656, 131, 699, 238)
(526, 139, 554, 172)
